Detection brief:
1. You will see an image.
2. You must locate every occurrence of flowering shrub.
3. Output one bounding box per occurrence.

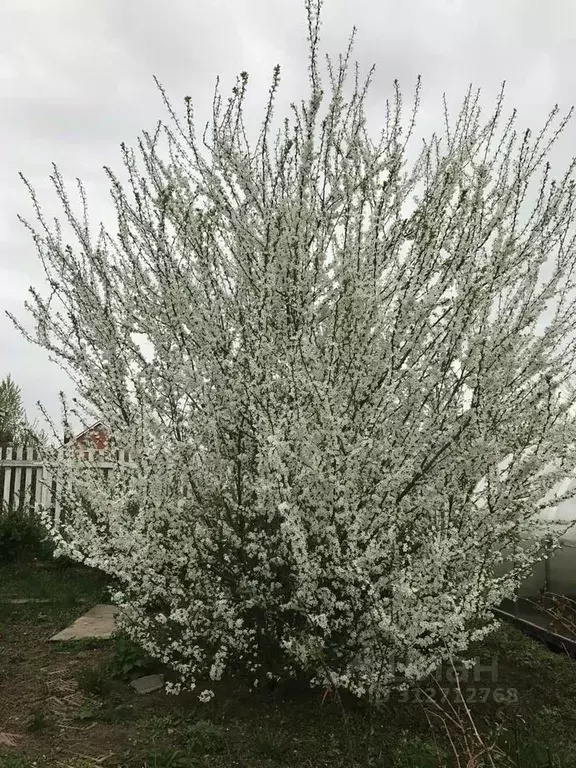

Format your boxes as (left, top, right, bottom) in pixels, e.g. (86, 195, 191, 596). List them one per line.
(9, 0, 576, 705)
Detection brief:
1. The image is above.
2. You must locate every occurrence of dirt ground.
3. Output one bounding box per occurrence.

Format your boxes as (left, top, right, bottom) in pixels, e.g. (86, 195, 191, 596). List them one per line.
(2, 560, 576, 767)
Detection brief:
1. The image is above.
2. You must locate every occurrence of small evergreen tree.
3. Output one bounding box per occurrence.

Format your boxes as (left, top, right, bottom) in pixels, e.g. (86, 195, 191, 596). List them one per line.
(0, 373, 46, 446)
(0, 373, 25, 444)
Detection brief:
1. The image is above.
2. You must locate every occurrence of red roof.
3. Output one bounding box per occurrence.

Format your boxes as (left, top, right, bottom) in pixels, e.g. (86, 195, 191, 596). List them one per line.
(66, 421, 108, 450)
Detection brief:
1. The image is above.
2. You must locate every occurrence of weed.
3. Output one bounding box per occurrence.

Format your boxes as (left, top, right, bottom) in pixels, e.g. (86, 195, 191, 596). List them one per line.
(74, 700, 134, 724)
(388, 733, 446, 767)
(181, 719, 226, 756)
(137, 718, 227, 765)
(142, 747, 197, 767)
(107, 632, 155, 681)
(0, 756, 34, 768)
(24, 708, 47, 733)
(101, 702, 134, 724)
(251, 728, 289, 762)
(75, 662, 113, 696)
(138, 714, 180, 741)
(75, 702, 103, 722)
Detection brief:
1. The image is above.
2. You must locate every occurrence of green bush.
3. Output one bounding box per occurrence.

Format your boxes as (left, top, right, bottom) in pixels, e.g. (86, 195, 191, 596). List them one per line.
(0, 500, 54, 563)
(107, 632, 156, 681)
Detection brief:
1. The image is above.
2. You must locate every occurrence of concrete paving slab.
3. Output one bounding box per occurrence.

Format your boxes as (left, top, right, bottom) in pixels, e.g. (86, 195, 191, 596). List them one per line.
(131, 674, 164, 694)
(1, 598, 57, 604)
(48, 604, 118, 642)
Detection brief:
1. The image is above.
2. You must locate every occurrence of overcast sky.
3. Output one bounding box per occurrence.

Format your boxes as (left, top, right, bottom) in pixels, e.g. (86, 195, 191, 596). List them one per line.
(1, 0, 575, 443)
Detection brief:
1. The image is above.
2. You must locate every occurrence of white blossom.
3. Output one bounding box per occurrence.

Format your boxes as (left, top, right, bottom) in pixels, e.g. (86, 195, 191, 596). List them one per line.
(10, 0, 576, 706)
(198, 689, 215, 703)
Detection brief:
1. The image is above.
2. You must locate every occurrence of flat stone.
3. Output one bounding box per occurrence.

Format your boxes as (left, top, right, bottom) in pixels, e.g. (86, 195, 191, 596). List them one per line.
(1, 597, 91, 605)
(131, 674, 164, 694)
(49, 604, 118, 641)
(1, 598, 57, 604)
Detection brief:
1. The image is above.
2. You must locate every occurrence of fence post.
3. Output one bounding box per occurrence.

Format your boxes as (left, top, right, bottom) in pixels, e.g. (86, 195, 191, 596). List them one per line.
(1, 442, 137, 523)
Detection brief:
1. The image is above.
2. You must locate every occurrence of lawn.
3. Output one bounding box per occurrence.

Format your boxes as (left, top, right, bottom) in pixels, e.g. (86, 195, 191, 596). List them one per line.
(1, 558, 576, 767)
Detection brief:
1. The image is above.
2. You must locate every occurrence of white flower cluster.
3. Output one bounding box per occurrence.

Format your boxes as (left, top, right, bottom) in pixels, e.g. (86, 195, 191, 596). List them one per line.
(13, 0, 576, 706)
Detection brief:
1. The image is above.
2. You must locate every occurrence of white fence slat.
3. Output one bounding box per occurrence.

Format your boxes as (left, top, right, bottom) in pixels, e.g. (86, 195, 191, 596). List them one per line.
(0, 443, 136, 522)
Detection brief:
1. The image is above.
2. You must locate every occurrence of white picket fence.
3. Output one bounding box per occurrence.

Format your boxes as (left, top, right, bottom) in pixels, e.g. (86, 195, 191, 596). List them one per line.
(0, 443, 135, 523)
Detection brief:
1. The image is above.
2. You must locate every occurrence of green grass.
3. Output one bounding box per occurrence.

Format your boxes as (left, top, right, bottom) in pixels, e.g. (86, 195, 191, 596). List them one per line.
(0, 559, 112, 633)
(0, 560, 110, 602)
(0, 758, 34, 768)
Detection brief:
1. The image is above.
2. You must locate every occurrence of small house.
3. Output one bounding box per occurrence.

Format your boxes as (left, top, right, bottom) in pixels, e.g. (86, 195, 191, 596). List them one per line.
(64, 421, 108, 451)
